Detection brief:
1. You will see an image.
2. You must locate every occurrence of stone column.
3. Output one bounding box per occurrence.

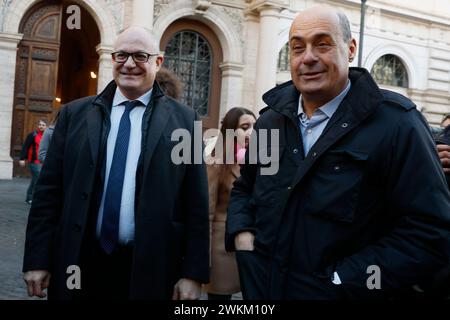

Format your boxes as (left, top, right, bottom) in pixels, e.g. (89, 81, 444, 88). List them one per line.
(132, 0, 154, 30)
(96, 44, 114, 93)
(241, 10, 260, 114)
(254, 5, 281, 111)
(0, 33, 22, 179)
(219, 61, 245, 120)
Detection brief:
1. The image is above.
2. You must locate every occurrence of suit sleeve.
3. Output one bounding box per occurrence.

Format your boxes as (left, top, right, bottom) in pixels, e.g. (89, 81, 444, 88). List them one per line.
(224, 125, 259, 252)
(22, 106, 69, 272)
(336, 110, 450, 297)
(38, 128, 52, 163)
(20, 133, 34, 160)
(180, 112, 210, 283)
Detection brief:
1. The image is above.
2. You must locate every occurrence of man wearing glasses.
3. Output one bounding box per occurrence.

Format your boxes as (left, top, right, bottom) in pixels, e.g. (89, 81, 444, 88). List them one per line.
(22, 26, 209, 300)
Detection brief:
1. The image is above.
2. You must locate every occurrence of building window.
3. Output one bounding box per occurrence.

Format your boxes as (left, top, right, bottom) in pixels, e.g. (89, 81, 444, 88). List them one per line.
(164, 30, 212, 117)
(370, 54, 409, 88)
(277, 42, 290, 72)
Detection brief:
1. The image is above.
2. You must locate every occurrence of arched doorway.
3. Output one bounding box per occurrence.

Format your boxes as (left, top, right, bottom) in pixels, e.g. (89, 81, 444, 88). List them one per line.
(160, 19, 223, 130)
(11, 0, 100, 176)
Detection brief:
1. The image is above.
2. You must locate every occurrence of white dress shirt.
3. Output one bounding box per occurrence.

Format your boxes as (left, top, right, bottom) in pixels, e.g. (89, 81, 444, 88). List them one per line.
(96, 87, 152, 245)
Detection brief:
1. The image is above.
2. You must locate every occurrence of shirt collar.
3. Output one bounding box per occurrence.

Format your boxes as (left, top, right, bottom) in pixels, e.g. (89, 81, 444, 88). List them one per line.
(297, 80, 351, 119)
(112, 87, 153, 107)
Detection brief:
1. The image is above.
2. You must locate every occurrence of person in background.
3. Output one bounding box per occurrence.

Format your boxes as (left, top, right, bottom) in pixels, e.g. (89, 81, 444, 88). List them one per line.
(432, 113, 450, 188)
(441, 114, 450, 128)
(204, 107, 256, 300)
(19, 119, 47, 204)
(155, 67, 183, 101)
(38, 110, 60, 163)
(435, 114, 450, 188)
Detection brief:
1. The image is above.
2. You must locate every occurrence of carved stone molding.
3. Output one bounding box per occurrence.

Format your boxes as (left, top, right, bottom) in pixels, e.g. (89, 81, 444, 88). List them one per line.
(154, 0, 173, 21)
(103, 0, 125, 31)
(219, 61, 245, 77)
(195, 0, 211, 14)
(0, 0, 13, 32)
(246, 0, 288, 13)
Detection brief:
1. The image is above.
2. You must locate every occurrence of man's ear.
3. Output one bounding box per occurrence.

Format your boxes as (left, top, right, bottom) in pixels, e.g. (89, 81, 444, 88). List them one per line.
(348, 38, 357, 62)
(156, 55, 164, 70)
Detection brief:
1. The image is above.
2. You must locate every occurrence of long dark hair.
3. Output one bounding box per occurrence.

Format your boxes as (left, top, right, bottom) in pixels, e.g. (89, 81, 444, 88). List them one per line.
(215, 107, 256, 163)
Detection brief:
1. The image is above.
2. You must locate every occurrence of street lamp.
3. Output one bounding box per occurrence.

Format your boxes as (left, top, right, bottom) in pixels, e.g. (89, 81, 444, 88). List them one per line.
(358, 0, 367, 67)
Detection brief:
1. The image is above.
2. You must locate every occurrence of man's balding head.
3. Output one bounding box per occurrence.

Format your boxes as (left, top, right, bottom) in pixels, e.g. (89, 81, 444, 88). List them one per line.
(114, 26, 160, 53)
(290, 6, 352, 43)
(289, 6, 357, 112)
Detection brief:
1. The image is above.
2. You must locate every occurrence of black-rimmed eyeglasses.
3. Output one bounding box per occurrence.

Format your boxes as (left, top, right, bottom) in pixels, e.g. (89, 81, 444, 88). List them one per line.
(111, 51, 159, 63)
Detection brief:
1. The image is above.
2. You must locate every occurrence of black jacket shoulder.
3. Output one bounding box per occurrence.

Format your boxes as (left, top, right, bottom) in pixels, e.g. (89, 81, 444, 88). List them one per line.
(60, 96, 97, 117)
(381, 89, 416, 111)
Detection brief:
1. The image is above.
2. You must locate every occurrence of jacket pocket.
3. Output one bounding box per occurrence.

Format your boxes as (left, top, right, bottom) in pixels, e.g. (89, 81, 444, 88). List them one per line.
(303, 148, 368, 223)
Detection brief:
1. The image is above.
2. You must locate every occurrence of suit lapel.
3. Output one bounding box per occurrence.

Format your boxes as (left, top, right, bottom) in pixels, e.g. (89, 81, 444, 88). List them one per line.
(86, 104, 104, 165)
(142, 99, 173, 178)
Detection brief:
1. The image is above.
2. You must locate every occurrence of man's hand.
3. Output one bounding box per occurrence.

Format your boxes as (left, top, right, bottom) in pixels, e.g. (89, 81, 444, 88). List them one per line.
(172, 278, 202, 300)
(437, 144, 450, 173)
(19, 160, 26, 167)
(234, 231, 255, 251)
(23, 270, 51, 298)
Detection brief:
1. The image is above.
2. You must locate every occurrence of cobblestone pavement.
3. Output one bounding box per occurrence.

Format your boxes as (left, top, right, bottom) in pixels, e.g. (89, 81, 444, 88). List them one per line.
(0, 178, 38, 300)
(0, 178, 242, 300)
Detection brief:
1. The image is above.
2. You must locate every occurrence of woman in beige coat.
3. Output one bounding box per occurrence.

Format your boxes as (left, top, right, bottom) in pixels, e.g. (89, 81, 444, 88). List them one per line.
(204, 107, 256, 300)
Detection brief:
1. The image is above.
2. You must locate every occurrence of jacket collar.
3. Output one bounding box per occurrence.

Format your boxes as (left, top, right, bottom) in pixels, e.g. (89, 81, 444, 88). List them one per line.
(86, 80, 166, 165)
(262, 67, 383, 123)
(92, 80, 165, 113)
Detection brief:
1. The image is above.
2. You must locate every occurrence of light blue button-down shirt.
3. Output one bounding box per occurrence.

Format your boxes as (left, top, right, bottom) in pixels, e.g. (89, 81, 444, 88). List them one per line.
(298, 81, 351, 156)
(96, 87, 152, 245)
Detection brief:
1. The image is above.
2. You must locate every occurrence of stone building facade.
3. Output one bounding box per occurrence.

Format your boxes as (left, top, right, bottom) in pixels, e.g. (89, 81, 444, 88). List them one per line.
(0, 0, 449, 178)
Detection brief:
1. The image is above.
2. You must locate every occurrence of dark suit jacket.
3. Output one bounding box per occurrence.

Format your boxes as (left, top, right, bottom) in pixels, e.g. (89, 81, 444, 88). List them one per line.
(23, 80, 209, 299)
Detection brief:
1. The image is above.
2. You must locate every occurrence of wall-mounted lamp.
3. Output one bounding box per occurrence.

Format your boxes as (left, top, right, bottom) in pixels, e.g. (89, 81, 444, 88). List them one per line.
(90, 71, 97, 79)
(55, 97, 61, 102)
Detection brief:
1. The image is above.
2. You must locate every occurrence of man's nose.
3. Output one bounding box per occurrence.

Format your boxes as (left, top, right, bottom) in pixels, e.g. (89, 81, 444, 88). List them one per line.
(123, 55, 137, 68)
(302, 46, 318, 64)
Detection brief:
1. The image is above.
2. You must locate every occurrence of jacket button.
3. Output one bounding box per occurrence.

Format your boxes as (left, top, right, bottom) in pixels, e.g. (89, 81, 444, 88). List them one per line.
(89, 162, 94, 169)
(287, 186, 292, 190)
(293, 148, 299, 154)
(334, 165, 341, 172)
(74, 224, 82, 232)
(81, 192, 88, 200)
(312, 152, 317, 157)
(341, 123, 348, 128)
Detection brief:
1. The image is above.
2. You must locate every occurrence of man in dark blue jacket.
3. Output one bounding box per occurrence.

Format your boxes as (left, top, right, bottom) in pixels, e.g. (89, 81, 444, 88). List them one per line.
(226, 6, 450, 299)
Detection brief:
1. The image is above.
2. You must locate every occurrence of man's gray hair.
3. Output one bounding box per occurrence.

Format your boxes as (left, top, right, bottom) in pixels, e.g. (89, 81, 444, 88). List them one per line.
(337, 11, 352, 42)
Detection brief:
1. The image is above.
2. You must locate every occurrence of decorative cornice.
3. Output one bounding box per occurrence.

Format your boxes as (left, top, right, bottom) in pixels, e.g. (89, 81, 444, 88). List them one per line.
(195, 0, 211, 14)
(219, 61, 245, 76)
(246, 0, 288, 12)
(0, 32, 23, 50)
(96, 44, 114, 56)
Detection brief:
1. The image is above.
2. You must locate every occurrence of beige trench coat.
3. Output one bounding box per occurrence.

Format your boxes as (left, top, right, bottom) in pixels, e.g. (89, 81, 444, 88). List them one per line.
(204, 163, 241, 295)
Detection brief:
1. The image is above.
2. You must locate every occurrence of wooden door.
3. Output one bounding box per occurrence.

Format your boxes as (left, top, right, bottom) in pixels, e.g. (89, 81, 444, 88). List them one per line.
(11, 3, 62, 176)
